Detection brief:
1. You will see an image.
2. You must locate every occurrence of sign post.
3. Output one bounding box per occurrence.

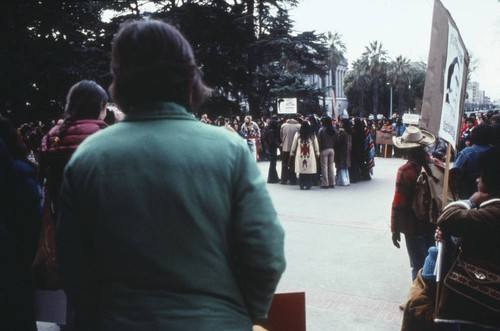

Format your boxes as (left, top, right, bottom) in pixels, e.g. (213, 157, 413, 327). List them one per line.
(420, 0, 469, 295)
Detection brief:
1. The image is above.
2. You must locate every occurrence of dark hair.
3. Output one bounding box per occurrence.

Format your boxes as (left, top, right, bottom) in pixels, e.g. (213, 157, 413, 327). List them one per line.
(268, 116, 278, 131)
(299, 120, 314, 141)
(466, 117, 475, 124)
(353, 117, 364, 137)
(408, 146, 437, 181)
(0, 117, 30, 164)
(491, 114, 500, 124)
(477, 144, 500, 196)
(321, 116, 335, 136)
(308, 114, 317, 125)
(469, 123, 494, 146)
(110, 20, 211, 112)
(446, 57, 459, 91)
(57, 80, 108, 143)
(341, 118, 353, 135)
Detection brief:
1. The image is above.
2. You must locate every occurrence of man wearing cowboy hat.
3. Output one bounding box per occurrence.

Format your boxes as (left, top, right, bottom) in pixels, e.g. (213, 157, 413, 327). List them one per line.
(390, 126, 437, 283)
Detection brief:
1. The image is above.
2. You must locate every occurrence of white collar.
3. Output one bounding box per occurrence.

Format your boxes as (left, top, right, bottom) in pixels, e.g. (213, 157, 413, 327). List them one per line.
(480, 198, 500, 208)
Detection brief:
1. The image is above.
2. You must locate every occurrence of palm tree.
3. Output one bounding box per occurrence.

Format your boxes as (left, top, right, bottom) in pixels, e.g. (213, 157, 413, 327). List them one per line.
(361, 41, 388, 116)
(388, 55, 413, 116)
(326, 31, 347, 93)
(351, 59, 370, 117)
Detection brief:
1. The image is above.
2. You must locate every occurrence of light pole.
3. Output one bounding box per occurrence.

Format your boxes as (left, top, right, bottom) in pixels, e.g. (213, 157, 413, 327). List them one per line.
(387, 82, 393, 118)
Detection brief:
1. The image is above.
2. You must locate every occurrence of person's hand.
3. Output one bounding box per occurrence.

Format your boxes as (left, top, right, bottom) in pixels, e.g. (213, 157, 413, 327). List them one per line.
(392, 232, 401, 248)
(435, 227, 444, 242)
(469, 191, 490, 207)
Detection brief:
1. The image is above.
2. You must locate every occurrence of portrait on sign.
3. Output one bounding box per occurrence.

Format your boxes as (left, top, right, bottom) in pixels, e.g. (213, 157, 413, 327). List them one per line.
(439, 23, 465, 145)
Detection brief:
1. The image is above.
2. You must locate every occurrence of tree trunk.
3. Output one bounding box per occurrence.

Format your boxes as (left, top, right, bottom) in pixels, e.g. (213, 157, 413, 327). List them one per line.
(360, 91, 365, 118)
(398, 90, 403, 117)
(372, 77, 378, 116)
(248, 96, 260, 119)
(321, 76, 326, 110)
(331, 68, 336, 97)
(245, 0, 258, 116)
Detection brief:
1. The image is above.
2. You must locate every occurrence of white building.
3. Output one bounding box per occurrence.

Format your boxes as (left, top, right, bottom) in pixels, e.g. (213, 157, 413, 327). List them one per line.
(306, 58, 348, 118)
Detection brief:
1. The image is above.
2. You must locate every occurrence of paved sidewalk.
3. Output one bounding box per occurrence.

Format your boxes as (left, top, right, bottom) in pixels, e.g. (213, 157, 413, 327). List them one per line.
(257, 156, 411, 330)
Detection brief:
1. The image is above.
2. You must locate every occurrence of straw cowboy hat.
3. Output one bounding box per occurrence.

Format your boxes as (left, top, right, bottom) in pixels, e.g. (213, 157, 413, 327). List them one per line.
(392, 126, 436, 149)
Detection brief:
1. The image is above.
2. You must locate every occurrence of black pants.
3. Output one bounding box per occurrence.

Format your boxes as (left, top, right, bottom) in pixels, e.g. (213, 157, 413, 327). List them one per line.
(280, 152, 296, 184)
(267, 147, 279, 183)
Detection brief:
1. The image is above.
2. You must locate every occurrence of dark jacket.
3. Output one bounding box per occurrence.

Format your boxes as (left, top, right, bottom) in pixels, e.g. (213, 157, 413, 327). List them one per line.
(438, 198, 500, 262)
(317, 127, 336, 151)
(453, 144, 491, 199)
(0, 139, 41, 331)
(334, 129, 351, 169)
(265, 119, 280, 149)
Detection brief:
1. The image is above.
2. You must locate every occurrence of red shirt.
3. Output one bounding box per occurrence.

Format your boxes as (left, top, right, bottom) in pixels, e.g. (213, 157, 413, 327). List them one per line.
(391, 159, 435, 235)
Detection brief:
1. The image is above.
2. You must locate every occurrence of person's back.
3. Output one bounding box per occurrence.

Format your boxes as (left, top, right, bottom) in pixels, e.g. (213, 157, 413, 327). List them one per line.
(279, 116, 301, 184)
(40, 80, 109, 210)
(454, 124, 494, 199)
(280, 117, 300, 152)
(60, 104, 285, 329)
(41, 118, 107, 203)
(317, 126, 336, 151)
(56, 20, 285, 331)
(334, 120, 352, 170)
(0, 119, 41, 331)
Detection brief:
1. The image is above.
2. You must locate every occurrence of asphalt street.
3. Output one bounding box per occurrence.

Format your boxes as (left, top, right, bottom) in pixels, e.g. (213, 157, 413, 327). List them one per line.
(259, 156, 412, 331)
(38, 156, 410, 331)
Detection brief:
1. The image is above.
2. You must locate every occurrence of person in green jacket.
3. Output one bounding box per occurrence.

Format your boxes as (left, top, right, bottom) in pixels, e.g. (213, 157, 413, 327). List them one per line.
(56, 20, 286, 331)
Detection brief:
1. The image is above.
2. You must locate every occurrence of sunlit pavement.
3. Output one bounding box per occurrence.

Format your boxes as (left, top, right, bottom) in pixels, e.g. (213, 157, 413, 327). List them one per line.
(258, 156, 411, 331)
(38, 156, 410, 331)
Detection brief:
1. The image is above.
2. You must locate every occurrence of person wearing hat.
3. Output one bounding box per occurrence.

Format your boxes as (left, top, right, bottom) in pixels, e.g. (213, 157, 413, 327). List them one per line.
(390, 126, 438, 283)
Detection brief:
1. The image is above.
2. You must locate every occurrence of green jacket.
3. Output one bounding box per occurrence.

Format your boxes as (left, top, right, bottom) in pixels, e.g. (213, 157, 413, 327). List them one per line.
(56, 102, 286, 330)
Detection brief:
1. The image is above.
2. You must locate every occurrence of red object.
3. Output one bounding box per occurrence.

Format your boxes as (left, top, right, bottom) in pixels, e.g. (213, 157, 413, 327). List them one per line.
(260, 292, 306, 331)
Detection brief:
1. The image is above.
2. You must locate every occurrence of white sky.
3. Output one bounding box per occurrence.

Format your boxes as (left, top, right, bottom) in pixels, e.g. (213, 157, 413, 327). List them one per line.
(290, 0, 500, 100)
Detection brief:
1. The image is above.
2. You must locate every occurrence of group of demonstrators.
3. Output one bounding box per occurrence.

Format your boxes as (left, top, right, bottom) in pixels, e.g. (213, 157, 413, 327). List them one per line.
(1, 20, 285, 330)
(389, 115, 500, 329)
(198, 113, 376, 190)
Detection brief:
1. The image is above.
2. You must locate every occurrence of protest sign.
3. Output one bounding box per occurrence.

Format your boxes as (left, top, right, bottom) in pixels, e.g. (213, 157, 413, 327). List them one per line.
(376, 131, 394, 145)
(420, 0, 469, 148)
(402, 113, 420, 125)
(277, 98, 297, 114)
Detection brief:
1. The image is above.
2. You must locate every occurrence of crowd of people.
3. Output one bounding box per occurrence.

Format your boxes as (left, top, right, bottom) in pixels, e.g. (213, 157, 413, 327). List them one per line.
(15, 106, 500, 195)
(1, 17, 500, 331)
(197, 112, 377, 189)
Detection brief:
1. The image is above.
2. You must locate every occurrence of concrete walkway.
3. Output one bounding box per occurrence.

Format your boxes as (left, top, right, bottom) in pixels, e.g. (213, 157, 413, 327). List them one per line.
(258, 156, 411, 331)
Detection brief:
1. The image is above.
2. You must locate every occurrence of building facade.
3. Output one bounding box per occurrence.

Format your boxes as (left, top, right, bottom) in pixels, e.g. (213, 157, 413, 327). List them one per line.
(466, 81, 492, 111)
(306, 58, 348, 118)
